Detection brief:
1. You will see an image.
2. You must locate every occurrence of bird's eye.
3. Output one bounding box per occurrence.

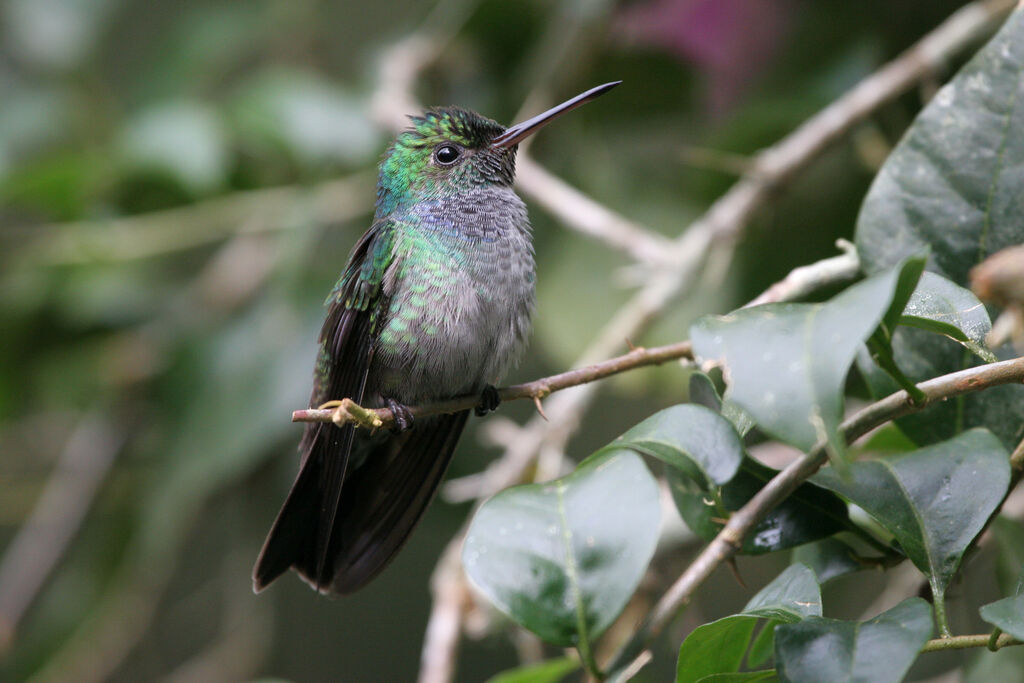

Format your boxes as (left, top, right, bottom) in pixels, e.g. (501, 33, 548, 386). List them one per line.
(434, 145, 461, 165)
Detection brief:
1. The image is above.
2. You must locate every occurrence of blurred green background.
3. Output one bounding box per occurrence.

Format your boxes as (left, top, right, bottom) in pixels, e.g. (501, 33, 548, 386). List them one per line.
(0, 0, 997, 681)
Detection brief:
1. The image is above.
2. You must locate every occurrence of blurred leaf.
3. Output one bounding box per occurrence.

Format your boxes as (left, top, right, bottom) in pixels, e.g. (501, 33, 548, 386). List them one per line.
(774, 599, 932, 683)
(0, 151, 109, 219)
(690, 258, 923, 458)
(692, 670, 778, 682)
(791, 539, 863, 584)
(485, 656, 580, 683)
(980, 565, 1024, 640)
(980, 595, 1024, 641)
(463, 451, 660, 647)
(605, 403, 744, 486)
(2, 0, 119, 70)
(856, 9, 1024, 285)
(669, 455, 851, 554)
(850, 422, 919, 456)
(118, 100, 229, 195)
(813, 429, 1010, 625)
(900, 272, 996, 362)
(0, 85, 74, 178)
(991, 516, 1024, 595)
(137, 3, 267, 101)
(965, 639, 1024, 683)
(677, 564, 818, 682)
(231, 69, 379, 168)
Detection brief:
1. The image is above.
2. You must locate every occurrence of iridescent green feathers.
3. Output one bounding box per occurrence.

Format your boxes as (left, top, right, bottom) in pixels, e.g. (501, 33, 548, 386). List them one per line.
(376, 107, 512, 216)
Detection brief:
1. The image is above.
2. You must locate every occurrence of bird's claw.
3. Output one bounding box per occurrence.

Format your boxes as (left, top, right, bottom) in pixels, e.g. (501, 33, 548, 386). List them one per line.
(475, 384, 501, 417)
(385, 398, 414, 432)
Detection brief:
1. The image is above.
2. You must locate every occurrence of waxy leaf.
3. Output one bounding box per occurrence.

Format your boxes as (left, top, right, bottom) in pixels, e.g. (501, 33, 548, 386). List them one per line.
(669, 455, 851, 554)
(677, 564, 819, 682)
(813, 429, 1010, 628)
(691, 258, 923, 458)
(856, 9, 1024, 284)
(677, 616, 759, 683)
(900, 272, 996, 362)
(606, 403, 744, 486)
(774, 599, 932, 683)
(689, 371, 756, 437)
(743, 563, 822, 621)
(463, 451, 660, 647)
(855, 8, 1024, 449)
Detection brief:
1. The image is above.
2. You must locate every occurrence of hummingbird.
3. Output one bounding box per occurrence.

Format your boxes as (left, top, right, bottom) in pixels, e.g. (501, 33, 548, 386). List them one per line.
(253, 81, 621, 595)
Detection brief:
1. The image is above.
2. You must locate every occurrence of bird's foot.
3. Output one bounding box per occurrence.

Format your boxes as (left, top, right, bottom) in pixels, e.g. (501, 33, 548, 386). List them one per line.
(385, 398, 414, 433)
(475, 384, 501, 417)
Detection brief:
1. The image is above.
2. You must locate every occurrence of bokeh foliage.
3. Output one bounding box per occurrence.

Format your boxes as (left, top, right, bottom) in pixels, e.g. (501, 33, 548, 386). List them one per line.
(1, 1, 1016, 682)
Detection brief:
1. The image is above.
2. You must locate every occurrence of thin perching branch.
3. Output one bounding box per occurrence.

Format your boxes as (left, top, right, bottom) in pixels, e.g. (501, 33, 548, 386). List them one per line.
(294, 240, 862, 430)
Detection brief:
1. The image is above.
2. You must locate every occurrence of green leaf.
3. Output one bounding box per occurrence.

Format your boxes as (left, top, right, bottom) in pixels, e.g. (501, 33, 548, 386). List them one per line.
(813, 429, 1010, 632)
(690, 258, 923, 458)
(743, 563, 822, 621)
(463, 451, 660, 647)
(900, 272, 996, 362)
(695, 673, 778, 683)
(607, 404, 744, 486)
(485, 656, 581, 683)
(856, 9, 1024, 285)
(774, 599, 933, 683)
(981, 595, 1024, 641)
(677, 616, 759, 683)
(991, 516, 1024, 595)
(792, 539, 863, 584)
(669, 455, 851, 554)
(854, 8, 1024, 449)
(677, 564, 819, 682)
(855, 326, 1024, 449)
(688, 371, 755, 437)
(979, 566, 1024, 641)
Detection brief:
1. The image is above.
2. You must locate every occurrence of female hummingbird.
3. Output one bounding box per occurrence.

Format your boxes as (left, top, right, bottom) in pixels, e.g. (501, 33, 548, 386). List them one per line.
(253, 81, 621, 595)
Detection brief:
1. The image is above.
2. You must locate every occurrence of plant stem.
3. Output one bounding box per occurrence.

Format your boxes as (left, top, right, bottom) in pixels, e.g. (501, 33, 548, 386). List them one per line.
(921, 633, 1022, 652)
(933, 586, 951, 638)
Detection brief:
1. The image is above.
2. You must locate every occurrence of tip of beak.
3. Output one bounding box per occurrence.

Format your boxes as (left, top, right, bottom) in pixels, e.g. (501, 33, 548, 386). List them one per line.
(491, 80, 623, 149)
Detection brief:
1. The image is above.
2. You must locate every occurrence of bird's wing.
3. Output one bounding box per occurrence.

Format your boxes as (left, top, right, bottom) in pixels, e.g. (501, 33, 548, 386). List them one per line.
(253, 218, 396, 592)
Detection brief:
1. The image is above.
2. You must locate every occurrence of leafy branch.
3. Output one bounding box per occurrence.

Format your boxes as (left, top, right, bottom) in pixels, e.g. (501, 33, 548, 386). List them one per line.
(606, 354, 1024, 673)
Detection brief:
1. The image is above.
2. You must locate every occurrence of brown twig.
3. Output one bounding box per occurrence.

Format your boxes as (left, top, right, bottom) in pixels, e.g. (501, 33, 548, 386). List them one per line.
(605, 355, 1024, 674)
(292, 340, 695, 428)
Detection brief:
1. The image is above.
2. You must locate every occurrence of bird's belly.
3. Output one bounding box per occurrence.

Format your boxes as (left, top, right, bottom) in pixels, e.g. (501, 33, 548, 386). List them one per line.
(372, 278, 532, 405)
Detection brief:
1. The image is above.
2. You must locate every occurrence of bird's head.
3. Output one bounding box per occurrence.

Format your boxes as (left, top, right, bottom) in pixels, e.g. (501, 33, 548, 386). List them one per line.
(375, 81, 621, 217)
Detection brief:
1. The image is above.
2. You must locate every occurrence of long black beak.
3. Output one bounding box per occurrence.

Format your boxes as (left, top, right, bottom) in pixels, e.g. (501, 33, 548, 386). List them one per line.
(491, 81, 621, 149)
